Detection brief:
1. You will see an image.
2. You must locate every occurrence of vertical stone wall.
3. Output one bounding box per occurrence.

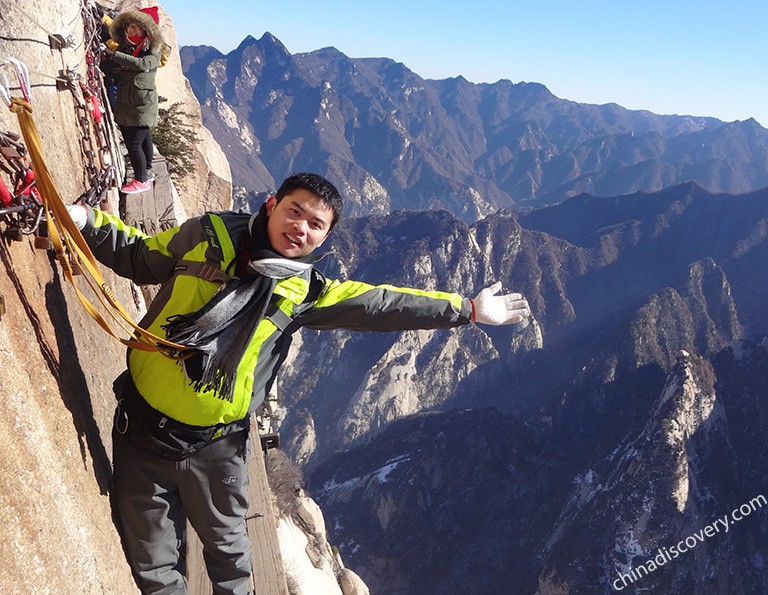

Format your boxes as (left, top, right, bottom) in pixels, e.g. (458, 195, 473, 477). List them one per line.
(0, 1, 230, 591)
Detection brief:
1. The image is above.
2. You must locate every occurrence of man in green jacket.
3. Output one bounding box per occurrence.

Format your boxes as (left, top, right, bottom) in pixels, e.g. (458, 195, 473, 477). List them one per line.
(69, 172, 530, 594)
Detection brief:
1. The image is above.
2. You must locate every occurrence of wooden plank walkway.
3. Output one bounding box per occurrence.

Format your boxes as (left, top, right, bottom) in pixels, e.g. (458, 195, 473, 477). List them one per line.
(120, 155, 177, 234)
(186, 423, 289, 595)
(119, 156, 288, 594)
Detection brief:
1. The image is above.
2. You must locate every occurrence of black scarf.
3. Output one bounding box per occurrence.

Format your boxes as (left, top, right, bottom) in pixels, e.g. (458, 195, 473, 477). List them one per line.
(163, 204, 316, 403)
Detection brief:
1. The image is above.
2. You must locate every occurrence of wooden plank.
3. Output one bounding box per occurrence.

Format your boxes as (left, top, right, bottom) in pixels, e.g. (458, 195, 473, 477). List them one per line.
(121, 156, 175, 233)
(150, 157, 178, 231)
(185, 523, 210, 595)
(243, 428, 289, 595)
(187, 425, 289, 595)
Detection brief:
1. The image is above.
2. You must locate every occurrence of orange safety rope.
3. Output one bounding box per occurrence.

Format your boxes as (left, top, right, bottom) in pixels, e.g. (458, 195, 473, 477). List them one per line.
(9, 97, 189, 356)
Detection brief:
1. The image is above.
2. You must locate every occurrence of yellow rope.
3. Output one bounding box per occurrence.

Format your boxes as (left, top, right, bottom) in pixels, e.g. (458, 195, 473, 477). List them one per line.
(10, 97, 188, 355)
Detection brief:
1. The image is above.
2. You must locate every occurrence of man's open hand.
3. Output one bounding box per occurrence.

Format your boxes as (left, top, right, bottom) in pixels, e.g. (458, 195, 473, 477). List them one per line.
(472, 281, 530, 326)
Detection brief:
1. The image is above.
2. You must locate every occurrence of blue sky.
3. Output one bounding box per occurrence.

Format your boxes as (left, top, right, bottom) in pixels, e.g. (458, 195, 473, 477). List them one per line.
(160, 0, 767, 127)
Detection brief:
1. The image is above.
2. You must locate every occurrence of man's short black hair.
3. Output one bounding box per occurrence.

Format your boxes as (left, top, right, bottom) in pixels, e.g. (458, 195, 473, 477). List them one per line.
(275, 172, 343, 229)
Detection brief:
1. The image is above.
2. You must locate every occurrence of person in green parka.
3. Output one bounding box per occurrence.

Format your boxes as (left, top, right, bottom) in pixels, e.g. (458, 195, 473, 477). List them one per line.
(104, 6, 168, 195)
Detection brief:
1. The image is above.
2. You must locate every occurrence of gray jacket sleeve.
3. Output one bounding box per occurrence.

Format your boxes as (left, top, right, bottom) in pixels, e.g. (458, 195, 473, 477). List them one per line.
(296, 278, 473, 332)
(79, 206, 205, 286)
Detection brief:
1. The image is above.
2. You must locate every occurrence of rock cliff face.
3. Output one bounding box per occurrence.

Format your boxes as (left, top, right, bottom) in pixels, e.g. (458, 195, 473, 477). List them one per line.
(0, 1, 360, 593)
(308, 348, 768, 594)
(151, 3, 231, 217)
(1, 0, 149, 590)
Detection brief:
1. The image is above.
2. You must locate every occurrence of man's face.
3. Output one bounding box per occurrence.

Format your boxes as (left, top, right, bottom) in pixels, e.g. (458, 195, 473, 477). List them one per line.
(266, 190, 333, 257)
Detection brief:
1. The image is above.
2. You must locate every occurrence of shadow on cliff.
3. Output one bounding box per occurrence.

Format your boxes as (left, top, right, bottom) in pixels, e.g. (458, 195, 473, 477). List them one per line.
(0, 240, 112, 494)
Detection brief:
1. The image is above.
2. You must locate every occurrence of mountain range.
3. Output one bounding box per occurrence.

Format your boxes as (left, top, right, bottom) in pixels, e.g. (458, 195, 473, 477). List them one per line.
(308, 346, 768, 593)
(297, 184, 768, 593)
(179, 33, 768, 593)
(181, 33, 768, 223)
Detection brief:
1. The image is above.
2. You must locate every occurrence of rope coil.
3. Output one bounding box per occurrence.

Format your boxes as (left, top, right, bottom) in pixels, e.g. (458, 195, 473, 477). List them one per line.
(5, 67, 188, 356)
(0, 1, 188, 356)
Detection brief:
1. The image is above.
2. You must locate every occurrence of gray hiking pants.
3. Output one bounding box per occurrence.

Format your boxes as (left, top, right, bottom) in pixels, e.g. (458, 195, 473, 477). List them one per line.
(112, 428, 253, 594)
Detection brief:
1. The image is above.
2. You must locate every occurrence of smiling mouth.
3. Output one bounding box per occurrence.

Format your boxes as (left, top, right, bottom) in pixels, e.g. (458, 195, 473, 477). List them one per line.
(285, 233, 302, 246)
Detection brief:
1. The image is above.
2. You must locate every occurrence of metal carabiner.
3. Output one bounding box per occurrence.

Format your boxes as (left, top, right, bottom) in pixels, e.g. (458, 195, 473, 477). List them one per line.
(5, 57, 31, 103)
(0, 57, 31, 104)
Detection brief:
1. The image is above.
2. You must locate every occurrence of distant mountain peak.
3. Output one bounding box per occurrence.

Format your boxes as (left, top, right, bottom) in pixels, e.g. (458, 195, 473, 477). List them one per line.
(233, 32, 289, 55)
(308, 45, 346, 58)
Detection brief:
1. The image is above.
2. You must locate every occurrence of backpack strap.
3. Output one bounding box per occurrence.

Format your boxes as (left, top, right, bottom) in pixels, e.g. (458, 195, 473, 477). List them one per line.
(173, 259, 232, 284)
(265, 302, 298, 335)
(265, 267, 327, 335)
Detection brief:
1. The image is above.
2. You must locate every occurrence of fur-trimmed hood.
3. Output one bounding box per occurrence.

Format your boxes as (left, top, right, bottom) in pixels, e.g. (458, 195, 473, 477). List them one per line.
(109, 9, 165, 54)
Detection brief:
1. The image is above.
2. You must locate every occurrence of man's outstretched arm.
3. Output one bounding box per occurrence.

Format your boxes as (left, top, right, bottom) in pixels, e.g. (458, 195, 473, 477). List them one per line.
(297, 278, 530, 332)
(67, 204, 188, 285)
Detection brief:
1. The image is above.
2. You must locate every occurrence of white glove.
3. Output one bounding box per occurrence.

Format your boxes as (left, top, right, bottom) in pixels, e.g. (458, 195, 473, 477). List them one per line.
(66, 204, 88, 230)
(472, 281, 530, 326)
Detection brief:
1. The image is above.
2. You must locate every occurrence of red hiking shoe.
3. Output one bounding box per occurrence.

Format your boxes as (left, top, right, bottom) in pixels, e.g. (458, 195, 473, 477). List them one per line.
(121, 179, 152, 194)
